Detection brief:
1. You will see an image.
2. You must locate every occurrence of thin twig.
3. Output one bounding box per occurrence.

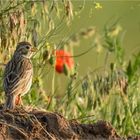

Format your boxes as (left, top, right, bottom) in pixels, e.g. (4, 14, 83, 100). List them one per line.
(0, 121, 28, 138)
(0, 63, 6, 67)
(29, 115, 56, 140)
(0, 1, 26, 16)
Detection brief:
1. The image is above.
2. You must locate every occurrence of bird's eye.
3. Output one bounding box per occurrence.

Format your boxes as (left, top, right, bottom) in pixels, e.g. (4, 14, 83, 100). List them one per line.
(25, 45, 30, 49)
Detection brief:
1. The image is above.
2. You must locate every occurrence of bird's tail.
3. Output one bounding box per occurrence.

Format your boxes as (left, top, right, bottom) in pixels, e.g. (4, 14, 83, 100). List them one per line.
(3, 95, 16, 110)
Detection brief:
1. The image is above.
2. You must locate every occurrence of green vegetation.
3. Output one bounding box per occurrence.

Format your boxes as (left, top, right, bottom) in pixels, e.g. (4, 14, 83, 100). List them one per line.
(0, 0, 140, 137)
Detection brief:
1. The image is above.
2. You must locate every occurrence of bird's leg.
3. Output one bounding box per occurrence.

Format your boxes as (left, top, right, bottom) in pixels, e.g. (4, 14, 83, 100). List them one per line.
(15, 95, 23, 106)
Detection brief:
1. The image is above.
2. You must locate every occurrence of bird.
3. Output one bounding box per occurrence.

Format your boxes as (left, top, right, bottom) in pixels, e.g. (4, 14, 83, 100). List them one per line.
(3, 41, 37, 110)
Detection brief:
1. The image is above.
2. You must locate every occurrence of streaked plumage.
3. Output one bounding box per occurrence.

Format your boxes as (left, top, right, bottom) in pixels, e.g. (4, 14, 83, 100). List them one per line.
(3, 41, 36, 110)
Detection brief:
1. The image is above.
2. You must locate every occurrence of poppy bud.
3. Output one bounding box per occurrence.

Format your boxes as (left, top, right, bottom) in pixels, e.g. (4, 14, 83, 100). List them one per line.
(49, 55, 55, 65)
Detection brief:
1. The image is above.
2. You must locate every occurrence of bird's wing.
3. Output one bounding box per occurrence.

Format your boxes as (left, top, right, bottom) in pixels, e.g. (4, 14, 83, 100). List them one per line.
(3, 57, 32, 95)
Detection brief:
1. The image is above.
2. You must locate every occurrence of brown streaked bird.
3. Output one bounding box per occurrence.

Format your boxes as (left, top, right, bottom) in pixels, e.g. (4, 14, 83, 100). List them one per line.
(3, 41, 37, 110)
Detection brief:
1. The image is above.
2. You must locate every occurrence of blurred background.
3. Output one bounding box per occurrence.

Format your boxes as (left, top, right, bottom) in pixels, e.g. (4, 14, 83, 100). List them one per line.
(73, 1, 140, 74)
(45, 1, 140, 94)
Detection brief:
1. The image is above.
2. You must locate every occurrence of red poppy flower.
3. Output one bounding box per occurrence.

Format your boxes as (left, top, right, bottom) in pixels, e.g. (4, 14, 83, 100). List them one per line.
(54, 50, 74, 73)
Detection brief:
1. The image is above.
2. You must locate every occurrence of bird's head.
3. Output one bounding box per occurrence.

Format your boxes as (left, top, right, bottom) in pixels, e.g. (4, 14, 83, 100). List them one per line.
(15, 41, 37, 58)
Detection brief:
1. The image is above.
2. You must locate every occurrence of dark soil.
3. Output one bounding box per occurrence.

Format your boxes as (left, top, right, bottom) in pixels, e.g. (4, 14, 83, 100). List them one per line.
(0, 104, 139, 140)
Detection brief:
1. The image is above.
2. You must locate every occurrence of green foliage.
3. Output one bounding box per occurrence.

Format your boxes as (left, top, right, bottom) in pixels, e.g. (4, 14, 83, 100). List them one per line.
(0, 0, 140, 137)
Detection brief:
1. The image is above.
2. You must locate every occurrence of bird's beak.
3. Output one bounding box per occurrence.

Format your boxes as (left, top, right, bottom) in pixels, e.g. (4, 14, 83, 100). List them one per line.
(31, 47, 38, 52)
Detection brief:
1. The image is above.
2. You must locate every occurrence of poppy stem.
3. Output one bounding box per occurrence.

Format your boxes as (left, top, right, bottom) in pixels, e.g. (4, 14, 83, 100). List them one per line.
(52, 46, 56, 95)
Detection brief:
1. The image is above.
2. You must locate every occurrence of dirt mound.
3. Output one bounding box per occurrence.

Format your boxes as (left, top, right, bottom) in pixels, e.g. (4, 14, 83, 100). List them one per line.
(0, 104, 139, 140)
